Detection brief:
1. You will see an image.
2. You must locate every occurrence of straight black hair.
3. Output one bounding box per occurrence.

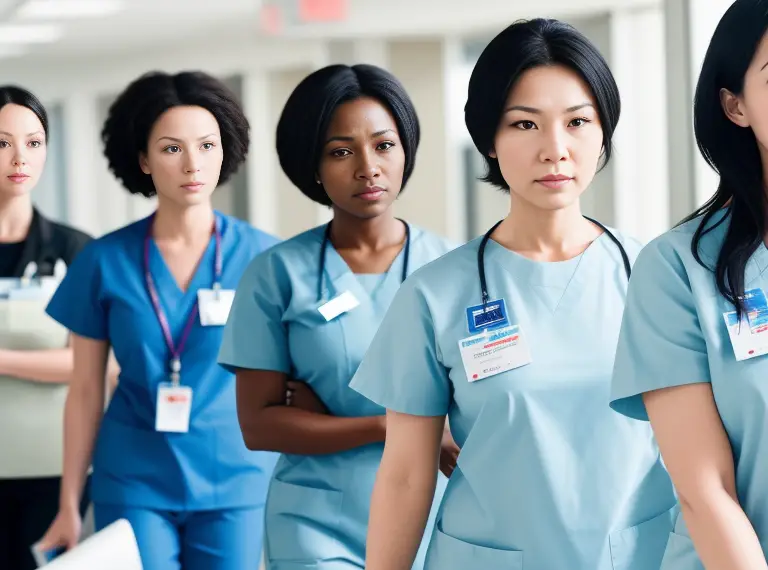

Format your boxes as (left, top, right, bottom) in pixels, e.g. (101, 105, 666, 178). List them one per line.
(683, 0, 768, 316)
(465, 18, 620, 191)
(0, 85, 49, 141)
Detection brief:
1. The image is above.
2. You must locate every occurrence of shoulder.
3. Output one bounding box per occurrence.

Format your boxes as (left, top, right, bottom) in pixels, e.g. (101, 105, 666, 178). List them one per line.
(37, 212, 92, 264)
(220, 214, 281, 254)
(402, 237, 479, 290)
(408, 225, 461, 258)
(240, 225, 323, 281)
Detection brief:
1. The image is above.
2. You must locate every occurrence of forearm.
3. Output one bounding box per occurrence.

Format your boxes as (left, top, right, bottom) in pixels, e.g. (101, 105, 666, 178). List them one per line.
(0, 348, 73, 383)
(59, 384, 103, 511)
(366, 462, 437, 569)
(242, 407, 385, 455)
(683, 491, 768, 569)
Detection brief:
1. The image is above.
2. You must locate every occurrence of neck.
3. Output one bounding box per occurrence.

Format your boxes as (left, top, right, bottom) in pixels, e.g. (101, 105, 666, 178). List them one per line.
(0, 195, 33, 243)
(329, 208, 404, 250)
(152, 198, 215, 243)
(495, 197, 597, 257)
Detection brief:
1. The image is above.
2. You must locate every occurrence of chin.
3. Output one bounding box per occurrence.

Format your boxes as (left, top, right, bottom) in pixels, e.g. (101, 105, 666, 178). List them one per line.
(0, 184, 32, 198)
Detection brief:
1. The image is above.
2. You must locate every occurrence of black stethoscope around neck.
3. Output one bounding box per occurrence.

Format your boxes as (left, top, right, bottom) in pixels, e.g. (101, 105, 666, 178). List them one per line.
(317, 218, 411, 302)
(476, 216, 632, 309)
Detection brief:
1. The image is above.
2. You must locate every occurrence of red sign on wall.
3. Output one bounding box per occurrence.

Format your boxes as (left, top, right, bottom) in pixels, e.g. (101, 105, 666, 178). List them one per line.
(298, 0, 348, 22)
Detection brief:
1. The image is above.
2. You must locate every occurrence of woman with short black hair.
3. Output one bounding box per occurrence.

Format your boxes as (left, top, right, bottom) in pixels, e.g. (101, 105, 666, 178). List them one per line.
(611, 1, 768, 567)
(218, 63, 456, 569)
(38, 70, 279, 570)
(0, 85, 92, 570)
(350, 19, 677, 569)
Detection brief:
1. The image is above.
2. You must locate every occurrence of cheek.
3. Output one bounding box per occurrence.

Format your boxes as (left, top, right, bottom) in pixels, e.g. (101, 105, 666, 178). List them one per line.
(744, 98, 768, 147)
(495, 136, 530, 180)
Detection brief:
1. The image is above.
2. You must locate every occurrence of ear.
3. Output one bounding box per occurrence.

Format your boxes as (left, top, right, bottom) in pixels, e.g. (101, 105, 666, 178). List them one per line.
(720, 88, 750, 128)
(139, 153, 151, 175)
(488, 148, 497, 159)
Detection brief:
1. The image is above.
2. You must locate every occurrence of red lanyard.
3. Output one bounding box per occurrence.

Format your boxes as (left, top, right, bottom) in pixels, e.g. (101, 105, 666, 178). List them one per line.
(144, 214, 222, 384)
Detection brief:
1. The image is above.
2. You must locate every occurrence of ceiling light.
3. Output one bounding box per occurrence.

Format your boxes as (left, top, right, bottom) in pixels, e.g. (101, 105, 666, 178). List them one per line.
(0, 23, 62, 43)
(15, 0, 125, 20)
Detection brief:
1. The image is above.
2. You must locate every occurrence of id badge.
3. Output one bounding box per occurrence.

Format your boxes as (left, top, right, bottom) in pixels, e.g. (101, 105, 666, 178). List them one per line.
(723, 288, 768, 360)
(465, 299, 509, 335)
(318, 290, 360, 321)
(198, 288, 235, 326)
(458, 324, 532, 382)
(156, 384, 193, 433)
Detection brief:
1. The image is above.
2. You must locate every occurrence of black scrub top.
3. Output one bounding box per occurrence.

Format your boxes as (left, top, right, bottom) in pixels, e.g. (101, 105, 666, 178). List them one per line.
(0, 208, 91, 278)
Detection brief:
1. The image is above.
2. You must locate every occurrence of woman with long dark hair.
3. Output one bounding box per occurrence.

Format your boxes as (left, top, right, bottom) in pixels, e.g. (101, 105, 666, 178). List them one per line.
(612, 1, 768, 567)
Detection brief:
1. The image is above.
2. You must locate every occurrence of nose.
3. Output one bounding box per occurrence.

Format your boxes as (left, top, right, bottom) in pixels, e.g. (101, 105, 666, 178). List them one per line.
(355, 148, 381, 180)
(539, 127, 569, 163)
(12, 151, 26, 167)
(183, 153, 200, 174)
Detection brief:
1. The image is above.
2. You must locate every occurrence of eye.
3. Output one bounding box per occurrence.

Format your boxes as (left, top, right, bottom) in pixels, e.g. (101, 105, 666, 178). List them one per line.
(512, 120, 537, 130)
(0, 140, 9, 148)
(569, 117, 591, 128)
(201, 142, 215, 150)
(29, 140, 43, 148)
(377, 141, 395, 151)
(163, 145, 181, 154)
(330, 148, 351, 158)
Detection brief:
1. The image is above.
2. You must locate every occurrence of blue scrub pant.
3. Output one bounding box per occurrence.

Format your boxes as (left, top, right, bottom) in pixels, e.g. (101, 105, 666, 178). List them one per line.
(95, 503, 264, 570)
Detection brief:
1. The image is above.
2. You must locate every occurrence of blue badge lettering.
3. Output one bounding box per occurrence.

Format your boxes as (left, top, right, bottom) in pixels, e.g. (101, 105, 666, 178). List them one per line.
(465, 298, 510, 335)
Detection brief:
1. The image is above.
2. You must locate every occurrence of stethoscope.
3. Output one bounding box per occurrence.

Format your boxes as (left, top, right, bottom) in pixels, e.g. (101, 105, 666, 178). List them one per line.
(476, 216, 631, 311)
(316, 218, 412, 302)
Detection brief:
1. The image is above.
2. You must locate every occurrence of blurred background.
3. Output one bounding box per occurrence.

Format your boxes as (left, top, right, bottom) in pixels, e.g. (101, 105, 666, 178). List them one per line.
(0, 0, 735, 245)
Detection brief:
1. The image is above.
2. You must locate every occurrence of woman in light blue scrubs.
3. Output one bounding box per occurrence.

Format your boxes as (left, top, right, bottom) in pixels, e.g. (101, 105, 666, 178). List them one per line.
(611, 2, 768, 568)
(350, 19, 678, 570)
(218, 64, 457, 570)
(37, 71, 279, 570)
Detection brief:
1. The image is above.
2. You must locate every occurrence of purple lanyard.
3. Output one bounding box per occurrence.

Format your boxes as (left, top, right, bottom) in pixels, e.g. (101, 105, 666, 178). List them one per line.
(144, 215, 222, 385)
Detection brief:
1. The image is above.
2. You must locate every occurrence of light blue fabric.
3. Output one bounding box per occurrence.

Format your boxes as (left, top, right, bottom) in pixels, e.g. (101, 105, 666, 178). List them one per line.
(611, 208, 768, 567)
(350, 230, 678, 570)
(45, 211, 279, 515)
(94, 503, 265, 570)
(219, 224, 455, 569)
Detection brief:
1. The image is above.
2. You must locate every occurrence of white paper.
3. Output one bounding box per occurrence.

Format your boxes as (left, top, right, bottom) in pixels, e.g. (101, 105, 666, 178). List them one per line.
(458, 325, 532, 382)
(197, 288, 235, 326)
(317, 290, 360, 321)
(39, 519, 142, 570)
(155, 384, 193, 433)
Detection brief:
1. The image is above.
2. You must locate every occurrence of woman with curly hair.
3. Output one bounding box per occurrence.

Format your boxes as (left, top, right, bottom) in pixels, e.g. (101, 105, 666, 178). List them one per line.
(36, 70, 280, 570)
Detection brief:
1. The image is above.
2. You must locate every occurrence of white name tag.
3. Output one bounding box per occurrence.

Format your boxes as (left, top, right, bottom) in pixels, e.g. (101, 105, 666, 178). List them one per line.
(317, 290, 360, 321)
(155, 384, 193, 433)
(458, 324, 532, 382)
(723, 288, 768, 361)
(197, 288, 235, 326)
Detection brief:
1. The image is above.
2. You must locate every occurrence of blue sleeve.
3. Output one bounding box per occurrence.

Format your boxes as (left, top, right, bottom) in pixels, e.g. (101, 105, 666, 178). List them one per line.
(610, 238, 711, 420)
(46, 241, 108, 340)
(350, 279, 450, 416)
(218, 252, 291, 374)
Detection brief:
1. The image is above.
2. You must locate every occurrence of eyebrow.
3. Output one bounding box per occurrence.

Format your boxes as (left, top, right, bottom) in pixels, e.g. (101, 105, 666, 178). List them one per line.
(504, 103, 595, 114)
(0, 130, 45, 137)
(325, 128, 395, 145)
(157, 133, 218, 143)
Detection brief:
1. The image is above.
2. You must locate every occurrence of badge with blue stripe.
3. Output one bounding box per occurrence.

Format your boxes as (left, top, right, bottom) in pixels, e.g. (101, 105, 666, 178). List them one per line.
(465, 298, 509, 335)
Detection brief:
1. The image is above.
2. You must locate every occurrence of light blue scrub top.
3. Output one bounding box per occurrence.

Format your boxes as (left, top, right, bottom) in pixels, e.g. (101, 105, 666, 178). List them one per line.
(611, 209, 768, 568)
(218, 224, 455, 568)
(45, 212, 279, 511)
(350, 230, 678, 570)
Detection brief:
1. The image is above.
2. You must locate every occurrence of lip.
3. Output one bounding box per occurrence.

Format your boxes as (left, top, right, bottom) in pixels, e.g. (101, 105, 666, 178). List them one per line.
(355, 186, 386, 201)
(7, 174, 29, 183)
(182, 182, 205, 191)
(536, 174, 573, 189)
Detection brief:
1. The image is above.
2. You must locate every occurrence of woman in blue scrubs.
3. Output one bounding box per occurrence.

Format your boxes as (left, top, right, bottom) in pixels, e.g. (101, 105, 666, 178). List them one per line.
(218, 63, 456, 569)
(350, 19, 678, 570)
(611, 2, 768, 568)
(37, 71, 279, 570)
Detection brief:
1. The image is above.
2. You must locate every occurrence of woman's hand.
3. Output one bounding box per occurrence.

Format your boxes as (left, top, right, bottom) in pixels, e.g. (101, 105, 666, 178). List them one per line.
(439, 426, 460, 478)
(287, 380, 329, 414)
(37, 506, 82, 553)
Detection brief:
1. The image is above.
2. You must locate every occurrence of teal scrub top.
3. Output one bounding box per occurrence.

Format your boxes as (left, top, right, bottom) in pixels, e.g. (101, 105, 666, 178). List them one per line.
(350, 229, 678, 570)
(218, 224, 455, 568)
(45, 212, 280, 511)
(611, 208, 768, 568)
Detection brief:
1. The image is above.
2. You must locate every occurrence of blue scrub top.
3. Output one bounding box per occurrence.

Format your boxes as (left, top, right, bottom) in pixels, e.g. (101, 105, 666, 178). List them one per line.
(218, 224, 455, 566)
(350, 230, 678, 570)
(46, 211, 279, 511)
(611, 209, 768, 567)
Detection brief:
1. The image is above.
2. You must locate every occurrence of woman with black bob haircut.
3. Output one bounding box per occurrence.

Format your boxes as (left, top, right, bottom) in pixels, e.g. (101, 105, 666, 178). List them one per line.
(39, 70, 280, 570)
(611, 1, 768, 567)
(219, 63, 457, 569)
(0, 85, 92, 570)
(349, 19, 677, 569)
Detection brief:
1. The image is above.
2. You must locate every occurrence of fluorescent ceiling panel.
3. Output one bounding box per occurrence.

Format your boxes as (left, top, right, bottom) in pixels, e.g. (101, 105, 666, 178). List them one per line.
(15, 0, 125, 19)
(0, 23, 61, 43)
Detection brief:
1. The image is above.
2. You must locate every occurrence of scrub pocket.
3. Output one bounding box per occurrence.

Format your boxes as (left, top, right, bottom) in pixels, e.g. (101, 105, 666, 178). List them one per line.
(659, 532, 704, 570)
(425, 526, 523, 569)
(265, 479, 344, 562)
(609, 504, 678, 570)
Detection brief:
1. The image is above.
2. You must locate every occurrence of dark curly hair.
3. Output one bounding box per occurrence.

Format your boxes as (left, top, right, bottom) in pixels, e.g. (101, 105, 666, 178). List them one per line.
(102, 71, 249, 197)
(465, 18, 621, 191)
(276, 64, 420, 206)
